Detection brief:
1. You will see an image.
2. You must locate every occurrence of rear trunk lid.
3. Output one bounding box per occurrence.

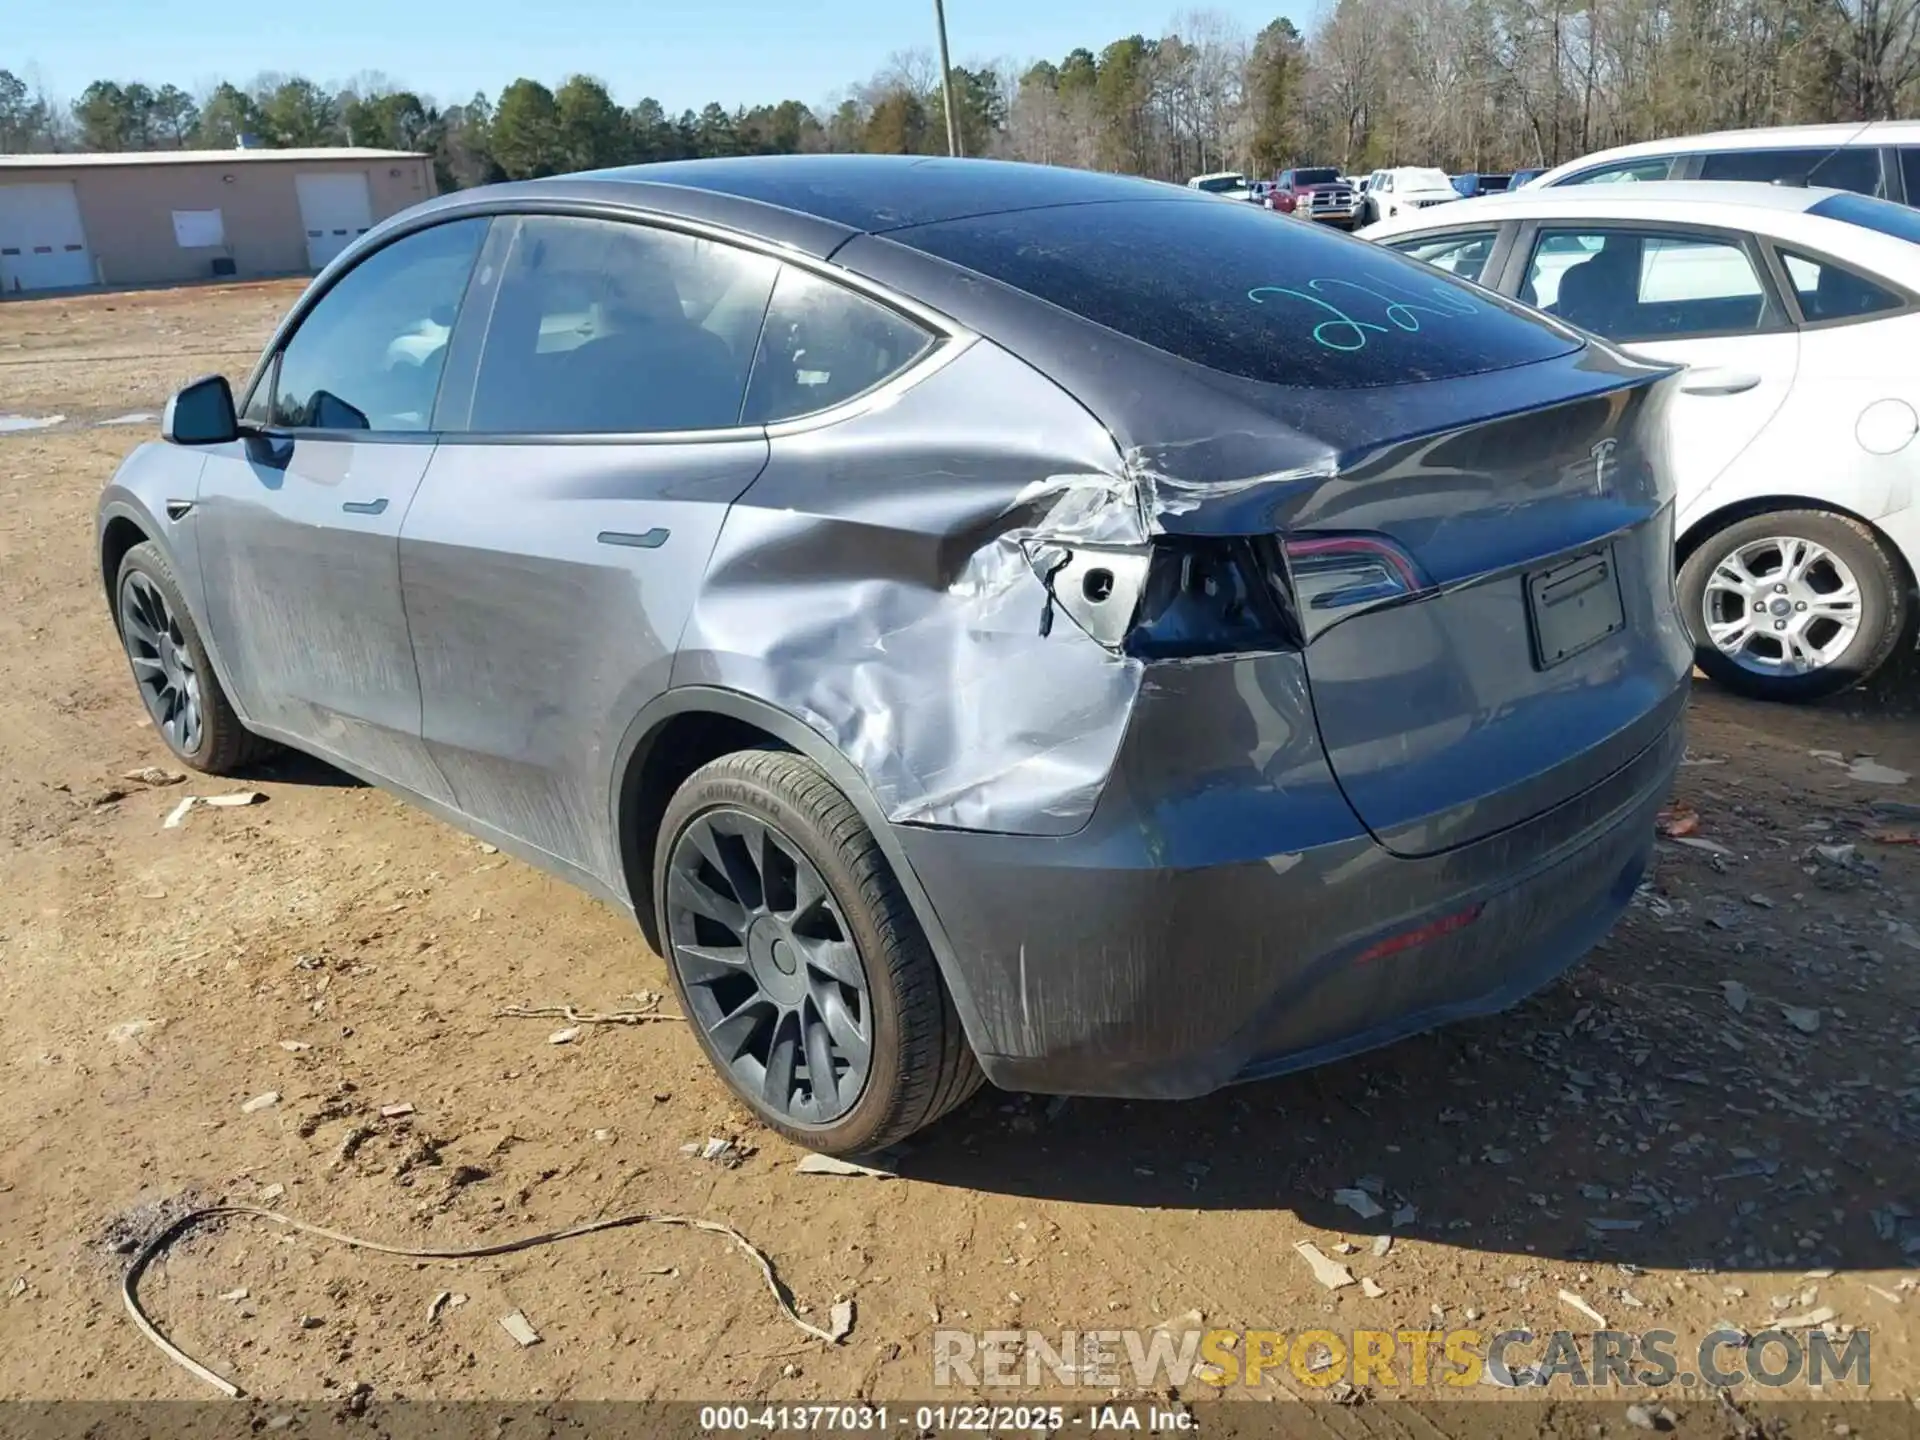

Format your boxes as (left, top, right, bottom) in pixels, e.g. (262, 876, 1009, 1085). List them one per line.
(1265, 377, 1692, 856)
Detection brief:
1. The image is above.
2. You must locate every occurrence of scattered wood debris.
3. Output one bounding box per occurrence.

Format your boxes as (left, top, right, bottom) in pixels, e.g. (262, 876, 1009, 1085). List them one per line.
(1294, 1241, 1355, 1291)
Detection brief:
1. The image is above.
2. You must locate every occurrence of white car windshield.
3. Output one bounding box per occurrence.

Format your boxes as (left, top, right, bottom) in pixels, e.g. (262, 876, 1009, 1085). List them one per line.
(1402, 169, 1453, 193)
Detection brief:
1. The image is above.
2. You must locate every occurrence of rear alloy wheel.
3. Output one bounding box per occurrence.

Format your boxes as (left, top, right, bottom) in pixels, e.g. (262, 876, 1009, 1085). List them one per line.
(1678, 509, 1909, 702)
(115, 541, 270, 773)
(654, 750, 982, 1154)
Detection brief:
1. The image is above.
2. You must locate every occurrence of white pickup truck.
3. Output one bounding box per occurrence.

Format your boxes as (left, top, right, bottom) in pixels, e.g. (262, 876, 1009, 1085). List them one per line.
(1186, 171, 1254, 202)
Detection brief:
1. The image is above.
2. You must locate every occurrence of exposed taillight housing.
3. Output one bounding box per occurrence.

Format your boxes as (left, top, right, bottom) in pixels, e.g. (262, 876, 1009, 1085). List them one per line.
(1072, 531, 1428, 660)
(1124, 536, 1298, 658)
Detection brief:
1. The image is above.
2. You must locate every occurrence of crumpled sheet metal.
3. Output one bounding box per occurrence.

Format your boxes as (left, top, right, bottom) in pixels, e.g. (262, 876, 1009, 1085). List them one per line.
(676, 474, 1146, 836)
(673, 339, 1346, 837)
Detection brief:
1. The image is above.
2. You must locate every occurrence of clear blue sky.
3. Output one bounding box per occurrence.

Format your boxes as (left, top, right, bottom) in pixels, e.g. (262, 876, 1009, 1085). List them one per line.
(20, 0, 1305, 114)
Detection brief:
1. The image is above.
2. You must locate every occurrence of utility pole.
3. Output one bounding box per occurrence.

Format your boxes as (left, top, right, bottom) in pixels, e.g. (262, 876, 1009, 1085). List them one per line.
(933, 0, 962, 157)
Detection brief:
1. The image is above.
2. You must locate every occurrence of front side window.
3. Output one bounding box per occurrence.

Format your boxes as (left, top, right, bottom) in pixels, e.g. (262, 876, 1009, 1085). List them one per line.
(1525, 227, 1776, 340)
(465, 215, 778, 434)
(744, 267, 935, 424)
(260, 218, 487, 432)
(1561, 157, 1676, 186)
(895, 198, 1579, 389)
(1699, 146, 1882, 197)
(1777, 248, 1904, 322)
(1387, 230, 1499, 284)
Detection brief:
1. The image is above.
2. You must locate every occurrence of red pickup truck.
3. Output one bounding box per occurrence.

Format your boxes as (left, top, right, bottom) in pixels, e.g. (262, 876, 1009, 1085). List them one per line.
(1267, 167, 1362, 228)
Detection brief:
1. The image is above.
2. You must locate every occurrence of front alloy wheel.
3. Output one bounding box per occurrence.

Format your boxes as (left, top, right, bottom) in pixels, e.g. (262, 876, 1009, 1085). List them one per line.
(120, 570, 204, 756)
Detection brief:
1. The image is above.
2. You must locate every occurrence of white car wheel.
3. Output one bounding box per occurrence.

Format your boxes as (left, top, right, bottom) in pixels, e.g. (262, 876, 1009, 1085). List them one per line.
(1677, 509, 1910, 702)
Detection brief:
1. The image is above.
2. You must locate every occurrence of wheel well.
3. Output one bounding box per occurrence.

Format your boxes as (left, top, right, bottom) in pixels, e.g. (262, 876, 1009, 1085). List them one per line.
(1677, 497, 1919, 612)
(100, 515, 149, 612)
(618, 711, 788, 953)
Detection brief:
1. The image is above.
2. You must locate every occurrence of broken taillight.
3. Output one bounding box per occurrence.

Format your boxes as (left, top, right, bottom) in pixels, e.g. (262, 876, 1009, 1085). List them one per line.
(1123, 536, 1299, 658)
(1047, 531, 1429, 658)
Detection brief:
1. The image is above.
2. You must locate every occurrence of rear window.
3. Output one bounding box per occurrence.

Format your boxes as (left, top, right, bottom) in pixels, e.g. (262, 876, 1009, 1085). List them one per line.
(892, 199, 1580, 389)
(1808, 190, 1920, 245)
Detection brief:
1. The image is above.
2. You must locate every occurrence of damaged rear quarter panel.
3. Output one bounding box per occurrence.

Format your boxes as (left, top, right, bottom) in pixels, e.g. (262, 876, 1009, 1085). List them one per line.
(671, 337, 1151, 837)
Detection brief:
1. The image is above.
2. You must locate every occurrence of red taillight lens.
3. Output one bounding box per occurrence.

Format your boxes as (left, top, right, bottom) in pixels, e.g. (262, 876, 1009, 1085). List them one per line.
(1282, 532, 1427, 640)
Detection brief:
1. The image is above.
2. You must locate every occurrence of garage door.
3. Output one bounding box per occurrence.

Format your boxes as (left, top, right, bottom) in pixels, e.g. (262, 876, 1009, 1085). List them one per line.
(295, 173, 374, 271)
(0, 183, 94, 292)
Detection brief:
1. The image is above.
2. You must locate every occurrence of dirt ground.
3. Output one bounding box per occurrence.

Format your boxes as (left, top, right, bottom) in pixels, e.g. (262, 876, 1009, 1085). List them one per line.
(3, 281, 1919, 1420)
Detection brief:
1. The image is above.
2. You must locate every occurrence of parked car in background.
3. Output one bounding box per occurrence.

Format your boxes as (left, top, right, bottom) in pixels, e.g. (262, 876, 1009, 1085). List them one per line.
(1363, 180, 1920, 701)
(1509, 167, 1547, 188)
(100, 154, 1691, 1154)
(1363, 167, 1461, 222)
(1187, 169, 1254, 202)
(1249, 180, 1275, 206)
(1451, 172, 1512, 198)
(1269, 166, 1361, 227)
(1525, 121, 1920, 205)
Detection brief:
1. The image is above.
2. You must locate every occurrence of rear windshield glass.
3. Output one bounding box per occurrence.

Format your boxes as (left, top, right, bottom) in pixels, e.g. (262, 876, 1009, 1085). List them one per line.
(1808, 190, 1920, 246)
(1295, 168, 1341, 185)
(1195, 174, 1247, 193)
(892, 199, 1581, 389)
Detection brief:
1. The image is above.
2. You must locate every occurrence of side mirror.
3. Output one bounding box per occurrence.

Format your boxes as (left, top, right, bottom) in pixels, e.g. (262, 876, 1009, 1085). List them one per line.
(162, 375, 239, 446)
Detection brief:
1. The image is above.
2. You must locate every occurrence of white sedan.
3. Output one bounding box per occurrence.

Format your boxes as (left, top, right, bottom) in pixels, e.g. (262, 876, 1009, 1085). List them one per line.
(1361, 181, 1920, 702)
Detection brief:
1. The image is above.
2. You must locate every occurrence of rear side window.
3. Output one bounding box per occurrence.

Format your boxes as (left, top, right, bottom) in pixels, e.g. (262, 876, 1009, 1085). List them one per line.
(1699, 146, 1883, 196)
(1777, 249, 1904, 322)
(1524, 228, 1778, 341)
(892, 199, 1579, 388)
(1904, 147, 1920, 204)
(744, 267, 934, 424)
(465, 215, 778, 434)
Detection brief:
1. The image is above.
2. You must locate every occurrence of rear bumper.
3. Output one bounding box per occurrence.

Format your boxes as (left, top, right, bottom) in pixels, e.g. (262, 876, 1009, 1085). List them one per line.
(893, 652, 1683, 1100)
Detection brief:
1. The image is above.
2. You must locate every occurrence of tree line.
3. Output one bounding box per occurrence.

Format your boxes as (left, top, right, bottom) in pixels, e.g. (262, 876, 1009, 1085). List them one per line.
(2, 0, 1915, 187)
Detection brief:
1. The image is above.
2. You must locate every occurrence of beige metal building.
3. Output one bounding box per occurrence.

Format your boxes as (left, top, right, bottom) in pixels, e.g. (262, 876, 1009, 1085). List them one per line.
(0, 147, 437, 293)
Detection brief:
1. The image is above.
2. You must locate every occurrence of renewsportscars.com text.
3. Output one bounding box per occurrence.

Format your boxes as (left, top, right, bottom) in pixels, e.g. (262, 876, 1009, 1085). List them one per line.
(933, 1326, 1869, 1390)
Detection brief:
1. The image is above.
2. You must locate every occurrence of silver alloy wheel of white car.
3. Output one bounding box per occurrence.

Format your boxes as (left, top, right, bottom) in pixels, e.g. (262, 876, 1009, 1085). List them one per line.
(1701, 535, 1862, 676)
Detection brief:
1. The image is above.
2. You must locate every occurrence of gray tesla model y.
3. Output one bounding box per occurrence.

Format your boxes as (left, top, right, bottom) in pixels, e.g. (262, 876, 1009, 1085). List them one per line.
(98, 155, 1692, 1155)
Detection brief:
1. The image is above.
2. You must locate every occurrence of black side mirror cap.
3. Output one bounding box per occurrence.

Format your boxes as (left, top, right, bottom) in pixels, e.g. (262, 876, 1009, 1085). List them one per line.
(162, 374, 240, 446)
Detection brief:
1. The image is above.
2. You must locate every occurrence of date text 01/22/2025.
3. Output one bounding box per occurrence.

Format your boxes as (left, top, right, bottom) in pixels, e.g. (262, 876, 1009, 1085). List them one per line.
(698, 1404, 1196, 1432)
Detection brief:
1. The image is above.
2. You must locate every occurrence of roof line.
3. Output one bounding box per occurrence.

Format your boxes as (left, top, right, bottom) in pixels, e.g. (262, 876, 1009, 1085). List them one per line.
(864, 193, 1208, 237)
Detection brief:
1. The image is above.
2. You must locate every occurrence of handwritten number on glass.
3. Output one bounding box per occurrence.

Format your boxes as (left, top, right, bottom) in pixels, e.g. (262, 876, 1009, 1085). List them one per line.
(1248, 273, 1479, 352)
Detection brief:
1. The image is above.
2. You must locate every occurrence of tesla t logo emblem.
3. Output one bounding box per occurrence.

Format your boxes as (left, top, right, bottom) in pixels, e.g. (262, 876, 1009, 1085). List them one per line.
(1590, 438, 1618, 495)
